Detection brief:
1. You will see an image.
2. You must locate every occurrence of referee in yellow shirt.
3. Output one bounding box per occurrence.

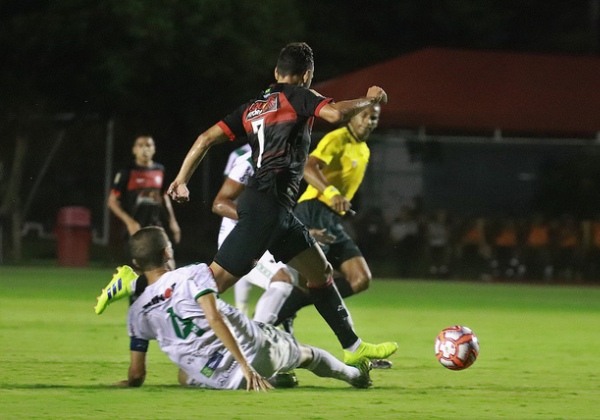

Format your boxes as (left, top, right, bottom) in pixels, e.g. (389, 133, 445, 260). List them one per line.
(276, 104, 382, 330)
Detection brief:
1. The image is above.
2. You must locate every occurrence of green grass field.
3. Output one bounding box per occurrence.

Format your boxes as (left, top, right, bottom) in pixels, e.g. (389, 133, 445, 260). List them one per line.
(1, 266, 599, 419)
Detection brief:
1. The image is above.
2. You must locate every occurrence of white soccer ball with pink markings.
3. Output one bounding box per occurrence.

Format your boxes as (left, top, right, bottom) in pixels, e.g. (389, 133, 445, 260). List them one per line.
(434, 325, 479, 370)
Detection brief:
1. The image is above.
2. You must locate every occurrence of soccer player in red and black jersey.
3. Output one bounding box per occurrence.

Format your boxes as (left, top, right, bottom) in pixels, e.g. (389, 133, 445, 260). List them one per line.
(168, 42, 397, 367)
(108, 135, 181, 252)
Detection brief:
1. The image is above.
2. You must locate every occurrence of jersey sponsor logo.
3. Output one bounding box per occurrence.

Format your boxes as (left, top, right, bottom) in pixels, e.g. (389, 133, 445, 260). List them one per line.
(127, 169, 164, 191)
(142, 283, 176, 309)
(201, 351, 224, 377)
(245, 94, 279, 120)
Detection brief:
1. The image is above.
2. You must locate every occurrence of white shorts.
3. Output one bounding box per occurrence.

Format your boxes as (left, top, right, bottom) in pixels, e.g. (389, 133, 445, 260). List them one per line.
(183, 323, 301, 389)
(240, 251, 299, 290)
(246, 323, 302, 381)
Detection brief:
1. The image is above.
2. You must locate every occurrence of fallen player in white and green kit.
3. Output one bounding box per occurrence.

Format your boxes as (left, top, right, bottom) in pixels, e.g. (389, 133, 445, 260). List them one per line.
(94, 226, 372, 390)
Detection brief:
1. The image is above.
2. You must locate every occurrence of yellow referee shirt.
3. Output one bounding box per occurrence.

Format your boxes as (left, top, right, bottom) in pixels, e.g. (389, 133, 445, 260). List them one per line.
(298, 126, 370, 205)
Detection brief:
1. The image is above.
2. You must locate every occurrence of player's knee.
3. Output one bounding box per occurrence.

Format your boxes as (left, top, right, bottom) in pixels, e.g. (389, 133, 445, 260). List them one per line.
(271, 268, 294, 284)
(353, 273, 372, 293)
(178, 369, 189, 386)
(347, 270, 372, 293)
(297, 344, 314, 368)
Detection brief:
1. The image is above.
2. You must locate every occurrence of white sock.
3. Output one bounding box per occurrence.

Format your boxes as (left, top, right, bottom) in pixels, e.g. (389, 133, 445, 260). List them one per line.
(304, 346, 359, 385)
(345, 339, 362, 352)
(253, 282, 294, 324)
(234, 277, 253, 316)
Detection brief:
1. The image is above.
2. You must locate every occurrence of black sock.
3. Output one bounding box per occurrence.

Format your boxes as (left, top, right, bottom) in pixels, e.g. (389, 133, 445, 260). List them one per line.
(307, 280, 358, 349)
(275, 287, 312, 325)
(333, 275, 354, 298)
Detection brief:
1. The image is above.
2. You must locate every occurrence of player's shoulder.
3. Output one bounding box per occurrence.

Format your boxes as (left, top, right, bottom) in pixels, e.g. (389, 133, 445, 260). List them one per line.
(317, 126, 350, 146)
(175, 263, 212, 280)
(175, 263, 219, 295)
(149, 162, 165, 171)
(274, 83, 317, 99)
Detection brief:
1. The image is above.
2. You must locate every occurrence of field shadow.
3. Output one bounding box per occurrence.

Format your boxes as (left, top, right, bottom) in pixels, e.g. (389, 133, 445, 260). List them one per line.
(0, 383, 183, 390)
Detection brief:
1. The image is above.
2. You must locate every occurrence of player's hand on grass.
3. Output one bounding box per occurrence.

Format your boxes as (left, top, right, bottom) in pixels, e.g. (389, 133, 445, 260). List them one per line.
(168, 180, 190, 203)
(242, 366, 273, 392)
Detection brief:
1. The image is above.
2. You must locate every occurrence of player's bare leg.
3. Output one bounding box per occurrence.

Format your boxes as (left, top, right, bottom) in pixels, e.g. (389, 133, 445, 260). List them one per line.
(209, 261, 241, 293)
(339, 256, 372, 294)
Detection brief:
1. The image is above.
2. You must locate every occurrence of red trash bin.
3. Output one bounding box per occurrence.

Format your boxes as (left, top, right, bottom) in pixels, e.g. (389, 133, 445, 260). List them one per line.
(55, 206, 91, 267)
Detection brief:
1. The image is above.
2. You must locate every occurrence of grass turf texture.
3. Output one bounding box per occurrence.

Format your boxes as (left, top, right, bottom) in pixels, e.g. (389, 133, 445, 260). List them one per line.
(1, 266, 598, 419)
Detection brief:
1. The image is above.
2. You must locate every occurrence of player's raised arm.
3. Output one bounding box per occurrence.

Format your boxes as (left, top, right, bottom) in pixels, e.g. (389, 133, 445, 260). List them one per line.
(168, 124, 230, 203)
(317, 85, 388, 124)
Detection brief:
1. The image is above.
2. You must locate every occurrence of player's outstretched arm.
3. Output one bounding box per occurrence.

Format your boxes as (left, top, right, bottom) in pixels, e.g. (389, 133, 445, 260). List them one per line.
(162, 193, 181, 244)
(168, 124, 229, 203)
(197, 293, 272, 392)
(318, 86, 388, 124)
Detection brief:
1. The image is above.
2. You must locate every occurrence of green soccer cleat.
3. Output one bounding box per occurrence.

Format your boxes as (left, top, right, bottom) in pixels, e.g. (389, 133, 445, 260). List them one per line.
(343, 341, 398, 366)
(349, 358, 373, 389)
(94, 265, 138, 315)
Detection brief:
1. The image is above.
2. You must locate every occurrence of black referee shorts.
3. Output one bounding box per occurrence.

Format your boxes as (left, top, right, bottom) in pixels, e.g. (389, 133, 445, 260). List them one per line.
(294, 199, 362, 268)
(214, 186, 316, 277)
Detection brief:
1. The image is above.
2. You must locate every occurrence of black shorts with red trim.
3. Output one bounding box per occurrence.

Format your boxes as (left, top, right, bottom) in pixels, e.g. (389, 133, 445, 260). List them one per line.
(214, 185, 316, 277)
(294, 199, 362, 269)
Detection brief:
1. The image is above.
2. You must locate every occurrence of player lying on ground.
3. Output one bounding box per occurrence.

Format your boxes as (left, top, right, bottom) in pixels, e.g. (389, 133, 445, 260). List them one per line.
(98, 226, 372, 390)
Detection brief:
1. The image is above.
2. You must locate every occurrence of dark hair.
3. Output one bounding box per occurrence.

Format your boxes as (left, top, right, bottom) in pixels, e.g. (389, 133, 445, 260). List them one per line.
(129, 226, 169, 270)
(276, 42, 314, 77)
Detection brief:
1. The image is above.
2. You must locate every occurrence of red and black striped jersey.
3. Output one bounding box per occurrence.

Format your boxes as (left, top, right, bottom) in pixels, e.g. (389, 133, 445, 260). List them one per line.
(111, 162, 167, 227)
(217, 83, 332, 208)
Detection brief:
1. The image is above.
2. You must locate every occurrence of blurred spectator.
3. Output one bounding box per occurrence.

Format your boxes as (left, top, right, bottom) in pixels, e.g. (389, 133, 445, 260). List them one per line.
(389, 205, 421, 277)
(521, 214, 553, 281)
(582, 215, 600, 282)
(489, 217, 520, 280)
(455, 217, 490, 280)
(424, 209, 451, 278)
(553, 214, 581, 282)
(354, 207, 389, 261)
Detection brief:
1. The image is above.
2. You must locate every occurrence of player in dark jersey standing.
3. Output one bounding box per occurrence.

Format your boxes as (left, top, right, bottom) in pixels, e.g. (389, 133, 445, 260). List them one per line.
(168, 42, 397, 366)
(106, 135, 181, 303)
(109, 135, 181, 244)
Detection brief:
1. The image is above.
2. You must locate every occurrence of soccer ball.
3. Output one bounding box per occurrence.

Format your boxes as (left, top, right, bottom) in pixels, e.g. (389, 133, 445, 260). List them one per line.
(434, 325, 479, 370)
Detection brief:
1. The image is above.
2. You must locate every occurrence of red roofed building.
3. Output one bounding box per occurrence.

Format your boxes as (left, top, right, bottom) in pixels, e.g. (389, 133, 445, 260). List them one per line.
(314, 48, 600, 137)
(309, 48, 600, 223)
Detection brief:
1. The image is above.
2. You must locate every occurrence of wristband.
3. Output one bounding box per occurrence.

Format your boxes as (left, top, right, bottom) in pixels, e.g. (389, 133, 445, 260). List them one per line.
(323, 185, 341, 201)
